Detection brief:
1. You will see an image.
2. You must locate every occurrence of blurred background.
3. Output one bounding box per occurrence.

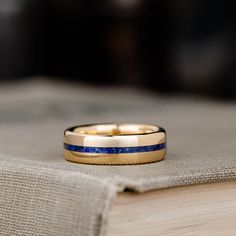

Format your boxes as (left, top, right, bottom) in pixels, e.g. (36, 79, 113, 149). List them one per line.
(0, 0, 236, 98)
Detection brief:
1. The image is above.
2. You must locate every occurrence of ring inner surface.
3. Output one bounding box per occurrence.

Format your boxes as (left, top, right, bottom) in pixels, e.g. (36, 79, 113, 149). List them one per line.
(73, 124, 159, 136)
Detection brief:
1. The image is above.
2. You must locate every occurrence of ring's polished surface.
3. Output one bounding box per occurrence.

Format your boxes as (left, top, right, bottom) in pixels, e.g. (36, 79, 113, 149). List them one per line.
(64, 123, 166, 165)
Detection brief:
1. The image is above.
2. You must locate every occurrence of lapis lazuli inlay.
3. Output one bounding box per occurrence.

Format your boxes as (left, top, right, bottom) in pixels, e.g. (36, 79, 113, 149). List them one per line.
(64, 143, 166, 154)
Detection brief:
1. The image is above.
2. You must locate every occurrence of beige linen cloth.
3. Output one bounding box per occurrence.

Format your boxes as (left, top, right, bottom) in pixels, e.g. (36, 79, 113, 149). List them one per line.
(0, 80, 236, 236)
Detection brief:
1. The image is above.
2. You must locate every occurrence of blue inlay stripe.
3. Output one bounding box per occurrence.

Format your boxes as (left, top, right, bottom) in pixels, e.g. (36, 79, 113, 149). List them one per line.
(64, 143, 166, 154)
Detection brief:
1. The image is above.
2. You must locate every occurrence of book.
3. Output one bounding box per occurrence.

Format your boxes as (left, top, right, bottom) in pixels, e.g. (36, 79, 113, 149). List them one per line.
(108, 181, 236, 236)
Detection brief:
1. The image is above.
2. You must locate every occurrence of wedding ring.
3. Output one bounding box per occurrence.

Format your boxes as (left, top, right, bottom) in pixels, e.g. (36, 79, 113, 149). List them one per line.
(64, 123, 166, 165)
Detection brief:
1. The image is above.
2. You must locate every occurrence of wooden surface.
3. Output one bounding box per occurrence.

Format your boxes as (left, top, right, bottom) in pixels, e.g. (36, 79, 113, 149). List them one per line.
(107, 181, 236, 236)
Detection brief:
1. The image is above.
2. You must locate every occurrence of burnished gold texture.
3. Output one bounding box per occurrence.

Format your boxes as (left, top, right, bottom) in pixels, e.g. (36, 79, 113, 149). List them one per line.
(64, 123, 166, 165)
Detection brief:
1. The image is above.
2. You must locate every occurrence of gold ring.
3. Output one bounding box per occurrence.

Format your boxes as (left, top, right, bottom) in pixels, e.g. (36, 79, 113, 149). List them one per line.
(64, 123, 166, 165)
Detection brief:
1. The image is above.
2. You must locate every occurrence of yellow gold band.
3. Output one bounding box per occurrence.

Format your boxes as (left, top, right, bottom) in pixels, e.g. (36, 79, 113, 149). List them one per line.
(64, 123, 166, 165)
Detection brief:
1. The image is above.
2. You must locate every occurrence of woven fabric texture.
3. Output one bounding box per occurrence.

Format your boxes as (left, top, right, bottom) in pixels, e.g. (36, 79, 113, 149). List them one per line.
(0, 80, 236, 235)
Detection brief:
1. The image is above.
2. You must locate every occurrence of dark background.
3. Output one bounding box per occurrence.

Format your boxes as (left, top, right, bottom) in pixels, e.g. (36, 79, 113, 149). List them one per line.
(0, 0, 236, 98)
